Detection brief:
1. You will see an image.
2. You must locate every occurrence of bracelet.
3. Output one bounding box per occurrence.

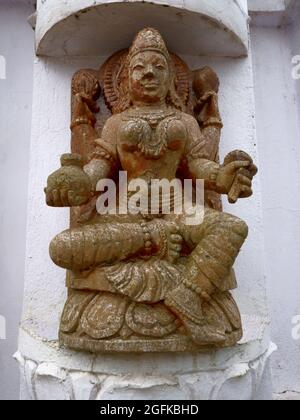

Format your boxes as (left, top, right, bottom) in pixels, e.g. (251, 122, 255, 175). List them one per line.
(70, 116, 94, 130)
(209, 165, 220, 183)
(199, 90, 217, 103)
(203, 117, 223, 128)
(92, 148, 115, 164)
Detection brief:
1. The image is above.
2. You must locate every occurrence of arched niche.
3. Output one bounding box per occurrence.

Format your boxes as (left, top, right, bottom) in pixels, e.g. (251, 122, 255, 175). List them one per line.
(35, 0, 249, 57)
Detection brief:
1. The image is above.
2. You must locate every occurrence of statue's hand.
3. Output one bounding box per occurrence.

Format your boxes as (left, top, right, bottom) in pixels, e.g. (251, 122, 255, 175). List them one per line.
(193, 67, 219, 100)
(72, 69, 101, 113)
(216, 151, 258, 202)
(74, 92, 100, 114)
(45, 154, 93, 207)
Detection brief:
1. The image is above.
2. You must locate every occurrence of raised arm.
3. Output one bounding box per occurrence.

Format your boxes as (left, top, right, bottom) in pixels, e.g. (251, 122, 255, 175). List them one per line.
(192, 67, 223, 163)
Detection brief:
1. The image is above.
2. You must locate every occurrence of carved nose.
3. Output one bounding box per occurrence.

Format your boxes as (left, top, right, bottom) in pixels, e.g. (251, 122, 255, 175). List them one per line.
(144, 66, 155, 78)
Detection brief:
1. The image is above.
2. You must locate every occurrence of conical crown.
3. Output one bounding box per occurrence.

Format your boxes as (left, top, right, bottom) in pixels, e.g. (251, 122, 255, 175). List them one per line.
(128, 28, 170, 62)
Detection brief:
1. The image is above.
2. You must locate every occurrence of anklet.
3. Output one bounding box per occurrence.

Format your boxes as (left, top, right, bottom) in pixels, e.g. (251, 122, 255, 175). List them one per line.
(140, 222, 153, 258)
(183, 278, 211, 301)
(155, 220, 169, 259)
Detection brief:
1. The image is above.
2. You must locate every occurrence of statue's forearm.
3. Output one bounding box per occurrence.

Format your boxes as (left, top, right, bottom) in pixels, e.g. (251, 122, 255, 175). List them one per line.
(200, 125, 221, 162)
(84, 158, 112, 191)
(83, 135, 118, 190)
(188, 158, 220, 191)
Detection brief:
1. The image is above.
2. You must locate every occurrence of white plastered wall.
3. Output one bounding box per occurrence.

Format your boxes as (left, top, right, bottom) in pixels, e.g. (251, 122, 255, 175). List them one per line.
(250, 1, 300, 395)
(0, 0, 35, 400)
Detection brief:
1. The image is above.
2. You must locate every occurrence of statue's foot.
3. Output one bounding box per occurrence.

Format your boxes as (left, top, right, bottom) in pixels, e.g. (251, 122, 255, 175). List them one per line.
(181, 317, 226, 346)
(165, 284, 227, 346)
(150, 220, 183, 263)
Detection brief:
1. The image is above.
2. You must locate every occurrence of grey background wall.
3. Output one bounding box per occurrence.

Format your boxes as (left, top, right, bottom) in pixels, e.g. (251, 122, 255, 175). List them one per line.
(0, 0, 34, 400)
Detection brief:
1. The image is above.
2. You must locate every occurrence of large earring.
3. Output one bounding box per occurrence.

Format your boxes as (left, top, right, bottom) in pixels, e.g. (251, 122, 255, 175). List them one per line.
(167, 75, 185, 111)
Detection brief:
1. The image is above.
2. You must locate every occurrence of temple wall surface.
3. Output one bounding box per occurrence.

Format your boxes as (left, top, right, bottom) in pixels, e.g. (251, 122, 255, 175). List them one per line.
(251, 9, 300, 395)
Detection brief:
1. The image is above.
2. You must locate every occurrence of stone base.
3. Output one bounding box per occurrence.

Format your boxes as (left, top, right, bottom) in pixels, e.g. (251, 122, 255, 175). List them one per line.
(59, 330, 242, 353)
(16, 342, 275, 400)
(16, 315, 275, 400)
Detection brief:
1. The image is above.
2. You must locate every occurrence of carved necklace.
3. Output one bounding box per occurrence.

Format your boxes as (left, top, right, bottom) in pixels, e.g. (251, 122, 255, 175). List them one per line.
(121, 107, 180, 159)
(126, 107, 176, 128)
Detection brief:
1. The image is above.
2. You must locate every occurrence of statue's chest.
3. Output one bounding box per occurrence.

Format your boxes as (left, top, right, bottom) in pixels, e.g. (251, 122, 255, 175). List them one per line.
(117, 112, 187, 161)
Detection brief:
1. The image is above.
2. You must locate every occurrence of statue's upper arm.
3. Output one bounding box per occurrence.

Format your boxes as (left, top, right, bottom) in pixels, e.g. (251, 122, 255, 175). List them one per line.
(183, 114, 207, 163)
(84, 115, 120, 187)
(93, 115, 120, 162)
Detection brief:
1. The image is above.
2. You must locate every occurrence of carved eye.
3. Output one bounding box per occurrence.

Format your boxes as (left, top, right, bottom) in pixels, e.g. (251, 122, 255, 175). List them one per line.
(133, 64, 145, 72)
(156, 64, 166, 70)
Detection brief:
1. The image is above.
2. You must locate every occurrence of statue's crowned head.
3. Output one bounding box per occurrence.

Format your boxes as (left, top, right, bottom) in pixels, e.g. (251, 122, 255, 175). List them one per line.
(128, 27, 170, 64)
(127, 28, 178, 107)
(112, 28, 184, 113)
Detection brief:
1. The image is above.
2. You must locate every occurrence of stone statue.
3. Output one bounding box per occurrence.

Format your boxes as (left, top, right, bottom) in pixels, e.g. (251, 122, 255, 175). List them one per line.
(45, 28, 257, 353)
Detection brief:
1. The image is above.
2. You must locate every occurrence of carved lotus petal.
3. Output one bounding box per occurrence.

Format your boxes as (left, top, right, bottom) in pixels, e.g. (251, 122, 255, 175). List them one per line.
(80, 293, 128, 339)
(125, 303, 178, 338)
(60, 290, 96, 333)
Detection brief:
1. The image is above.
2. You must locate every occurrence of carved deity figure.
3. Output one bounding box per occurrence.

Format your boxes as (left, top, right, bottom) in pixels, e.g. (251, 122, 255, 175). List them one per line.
(45, 28, 257, 352)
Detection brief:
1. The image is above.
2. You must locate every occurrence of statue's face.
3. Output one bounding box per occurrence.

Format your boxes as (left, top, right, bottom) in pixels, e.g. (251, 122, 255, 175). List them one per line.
(129, 51, 170, 104)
